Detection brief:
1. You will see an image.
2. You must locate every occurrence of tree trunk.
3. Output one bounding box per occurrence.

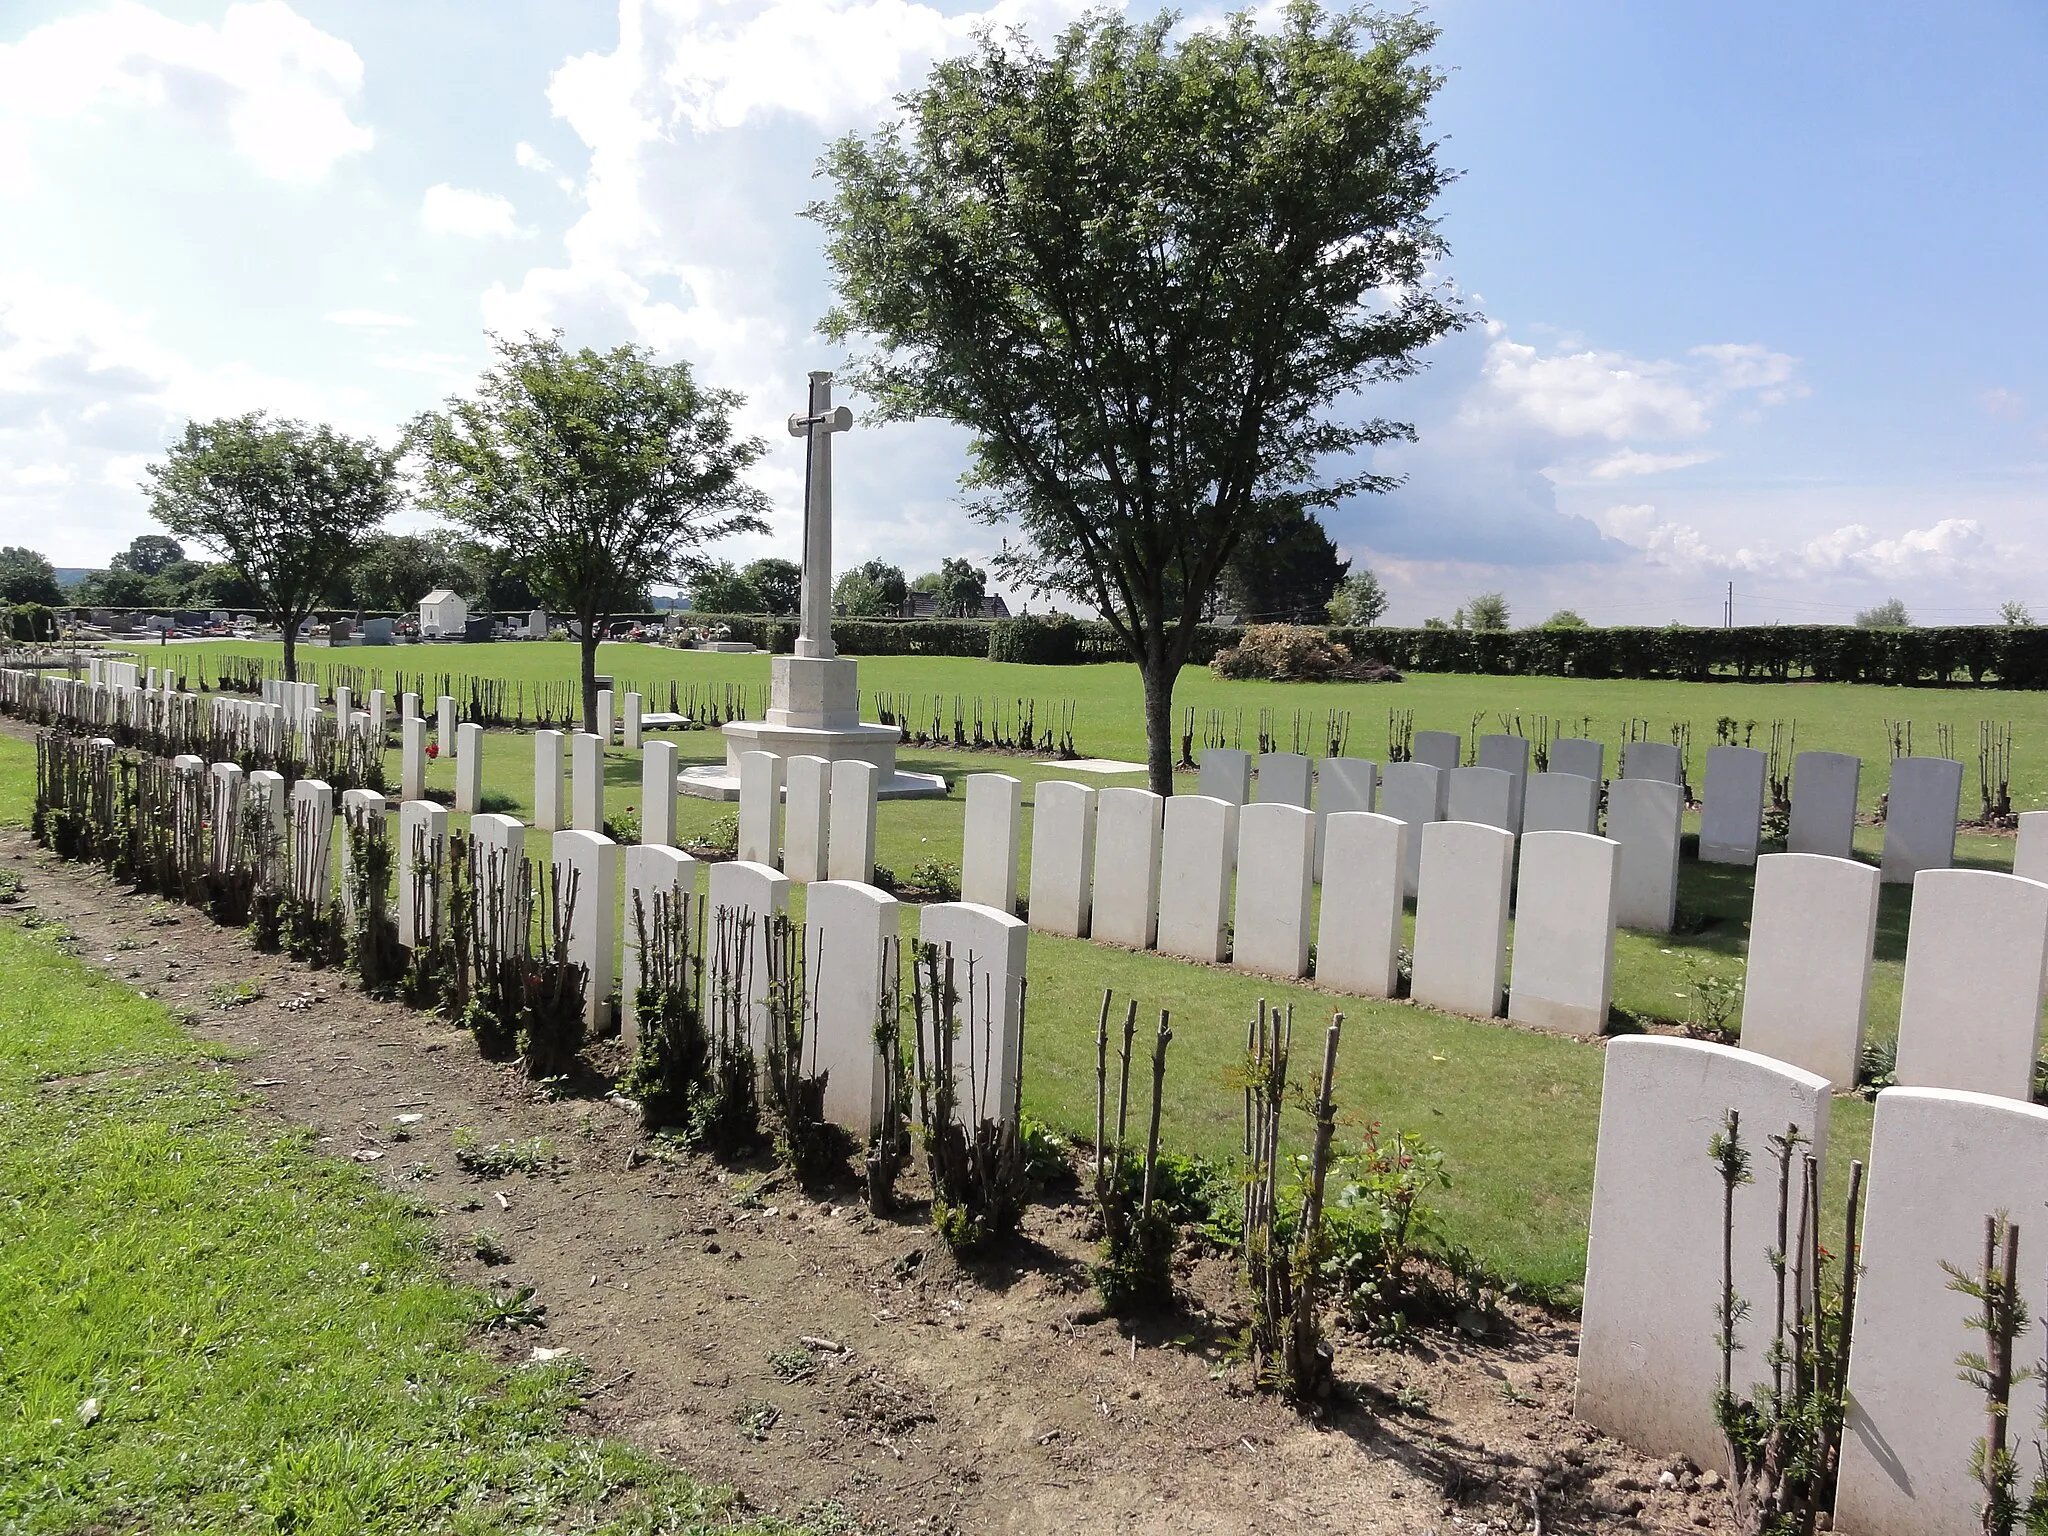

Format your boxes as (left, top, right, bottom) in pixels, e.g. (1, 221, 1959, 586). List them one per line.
(282, 621, 298, 683)
(579, 620, 600, 736)
(1139, 651, 1177, 798)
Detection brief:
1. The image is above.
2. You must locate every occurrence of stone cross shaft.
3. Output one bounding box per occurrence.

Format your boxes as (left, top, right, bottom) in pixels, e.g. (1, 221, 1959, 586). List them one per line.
(788, 371, 853, 660)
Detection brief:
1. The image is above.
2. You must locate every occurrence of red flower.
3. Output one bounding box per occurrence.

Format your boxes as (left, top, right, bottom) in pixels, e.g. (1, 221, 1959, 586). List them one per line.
(426, 744, 439, 759)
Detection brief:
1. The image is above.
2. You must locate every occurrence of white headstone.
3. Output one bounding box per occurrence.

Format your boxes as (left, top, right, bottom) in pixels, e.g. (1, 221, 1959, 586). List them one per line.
(1521, 771, 1600, 836)
(707, 859, 789, 1058)
(551, 829, 620, 1032)
(1881, 755, 1964, 885)
(1198, 747, 1251, 806)
(208, 762, 244, 873)
(333, 684, 351, 730)
(401, 691, 419, 723)
(1090, 787, 1163, 949)
(571, 731, 604, 833)
(961, 773, 1023, 914)
(1255, 752, 1311, 808)
(532, 730, 565, 833)
(400, 715, 427, 804)
(781, 755, 831, 883)
(622, 842, 698, 1053)
(1315, 811, 1406, 998)
(2018, 810, 2048, 884)
(1698, 745, 1767, 866)
(1476, 734, 1530, 832)
(1788, 749, 1860, 859)
(468, 813, 526, 945)
(1445, 765, 1514, 833)
(1315, 757, 1377, 881)
(367, 689, 387, 739)
(1412, 730, 1460, 814)
(1837, 1087, 2048, 1536)
(595, 688, 614, 745)
(246, 769, 286, 883)
(1508, 831, 1619, 1038)
(1738, 853, 1879, 1087)
(1607, 775, 1682, 933)
(917, 901, 1028, 1128)
(1027, 780, 1096, 939)
(1577, 1036, 1832, 1473)
(806, 880, 899, 1139)
(622, 690, 643, 751)
(827, 758, 878, 883)
(1894, 868, 2048, 1102)
(436, 695, 456, 756)
(453, 722, 483, 814)
(1548, 737, 1604, 783)
(1232, 802, 1315, 978)
(1377, 760, 1441, 899)
(1411, 819, 1513, 1017)
(737, 750, 783, 866)
(641, 740, 678, 848)
(1621, 740, 1681, 784)
(337, 787, 385, 923)
(398, 801, 449, 948)
(1156, 794, 1236, 963)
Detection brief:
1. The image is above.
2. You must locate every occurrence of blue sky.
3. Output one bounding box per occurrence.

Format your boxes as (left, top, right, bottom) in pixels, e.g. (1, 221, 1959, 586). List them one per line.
(1, 0, 2042, 626)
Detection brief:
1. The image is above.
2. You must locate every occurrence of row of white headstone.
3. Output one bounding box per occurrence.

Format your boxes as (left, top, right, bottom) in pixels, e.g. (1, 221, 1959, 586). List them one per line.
(1580, 1035, 2048, 1534)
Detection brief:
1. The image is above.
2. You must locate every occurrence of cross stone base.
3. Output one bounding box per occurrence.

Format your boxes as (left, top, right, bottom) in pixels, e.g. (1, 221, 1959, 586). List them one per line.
(767, 655, 859, 729)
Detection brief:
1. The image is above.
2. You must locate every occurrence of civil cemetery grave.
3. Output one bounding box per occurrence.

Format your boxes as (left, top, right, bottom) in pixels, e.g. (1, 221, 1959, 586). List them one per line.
(15, 652, 2048, 1528)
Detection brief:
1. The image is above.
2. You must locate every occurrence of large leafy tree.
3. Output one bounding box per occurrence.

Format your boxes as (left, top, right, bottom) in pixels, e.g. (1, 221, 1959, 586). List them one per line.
(110, 534, 185, 577)
(687, 560, 765, 614)
(814, 3, 1465, 791)
(1216, 504, 1349, 623)
(0, 546, 64, 606)
(911, 557, 987, 617)
(833, 558, 908, 616)
(411, 334, 770, 732)
(145, 415, 398, 679)
(742, 557, 803, 617)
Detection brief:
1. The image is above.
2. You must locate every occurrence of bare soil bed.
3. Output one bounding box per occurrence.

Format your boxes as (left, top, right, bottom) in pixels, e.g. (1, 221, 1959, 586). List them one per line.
(3, 828, 1735, 1535)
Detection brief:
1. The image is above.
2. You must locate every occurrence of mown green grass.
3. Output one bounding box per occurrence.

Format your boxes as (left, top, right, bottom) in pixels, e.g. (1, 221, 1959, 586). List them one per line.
(0, 918, 818, 1536)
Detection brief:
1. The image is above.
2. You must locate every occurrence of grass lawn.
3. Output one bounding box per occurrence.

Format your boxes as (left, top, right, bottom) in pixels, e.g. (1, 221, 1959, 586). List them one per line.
(0, 917, 808, 1535)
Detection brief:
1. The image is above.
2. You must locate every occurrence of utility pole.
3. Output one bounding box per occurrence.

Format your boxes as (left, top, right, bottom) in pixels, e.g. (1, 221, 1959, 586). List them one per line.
(1724, 581, 1734, 629)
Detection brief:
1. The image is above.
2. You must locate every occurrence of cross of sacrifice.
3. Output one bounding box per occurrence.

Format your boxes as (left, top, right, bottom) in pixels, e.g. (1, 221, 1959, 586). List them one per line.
(787, 371, 854, 661)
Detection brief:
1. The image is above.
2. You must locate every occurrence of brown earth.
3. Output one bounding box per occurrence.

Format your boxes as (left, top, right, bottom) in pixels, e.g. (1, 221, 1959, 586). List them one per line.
(2, 826, 1737, 1535)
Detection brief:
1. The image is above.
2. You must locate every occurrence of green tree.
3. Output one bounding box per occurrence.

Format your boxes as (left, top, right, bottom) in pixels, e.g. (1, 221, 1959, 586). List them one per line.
(412, 334, 771, 731)
(144, 415, 397, 680)
(345, 531, 484, 613)
(1217, 505, 1349, 622)
(687, 560, 765, 614)
(1325, 568, 1389, 627)
(1540, 608, 1588, 630)
(110, 533, 185, 577)
(0, 546, 63, 606)
(833, 558, 908, 616)
(912, 557, 988, 617)
(742, 557, 803, 617)
(1461, 592, 1510, 631)
(1999, 599, 2033, 628)
(1855, 597, 1911, 628)
(185, 562, 266, 611)
(73, 567, 155, 609)
(813, 3, 1464, 792)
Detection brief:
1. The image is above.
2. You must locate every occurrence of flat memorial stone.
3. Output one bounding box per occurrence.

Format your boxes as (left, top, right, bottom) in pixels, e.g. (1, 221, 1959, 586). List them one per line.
(1197, 747, 1251, 807)
(1255, 752, 1311, 808)
(1233, 802, 1314, 978)
(1607, 776, 1682, 932)
(1508, 830, 1619, 1037)
(1521, 771, 1599, 836)
(1699, 745, 1767, 866)
(1880, 755, 1964, 885)
(1893, 867, 2048, 1102)
(1090, 787, 1163, 949)
(1156, 794, 1235, 963)
(1314, 757, 1377, 881)
(1837, 1087, 2048, 1536)
(1577, 1036, 1832, 1474)
(1315, 811, 1405, 998)
(962, 772, 1023, 914)
(1738, 853, 1879, 1087)
(1411, 820, 1513, 1017)
(805, 880, 899, 1138)
(1445, 765, 1514, 833)
(1377, 760, 1440, 899)
(1788, 750, 1860, 859)
(1027, 781, 1096, 939)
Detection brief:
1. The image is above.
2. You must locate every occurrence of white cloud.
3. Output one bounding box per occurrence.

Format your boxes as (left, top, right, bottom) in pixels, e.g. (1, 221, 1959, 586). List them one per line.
(1584, 447, 1718, 480)
(1592, 502, 2009, 584)
(324, 308, 416, 329)
(0, 1, 372, 191)
(1467, 334, 1802, 446)
(421, 184, 522, 239)
(1980, 386, 2026, 420)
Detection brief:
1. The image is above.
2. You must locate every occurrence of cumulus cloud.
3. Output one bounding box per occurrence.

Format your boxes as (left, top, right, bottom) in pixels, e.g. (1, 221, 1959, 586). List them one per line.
(1591, 502, 2008, 584)
(0, 1, 372, 190)
(421, 184, 522, 239)
(1584, 448, 1719, 481)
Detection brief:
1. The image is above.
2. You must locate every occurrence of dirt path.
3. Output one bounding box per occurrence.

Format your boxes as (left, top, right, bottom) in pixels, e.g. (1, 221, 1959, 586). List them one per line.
(3, 826, 1732, 1535)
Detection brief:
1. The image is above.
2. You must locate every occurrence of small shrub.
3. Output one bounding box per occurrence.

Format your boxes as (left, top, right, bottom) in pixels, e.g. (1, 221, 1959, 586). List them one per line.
(1678, 953, 1744, 1043)
(700, 812, 739, 856)
(603, 807, 641, 845)
(451, 1129, 559, 1178)
(907, 857, 959, 902)
(1209, 623, 1401, 683)
(469, 1230, 512, 1265)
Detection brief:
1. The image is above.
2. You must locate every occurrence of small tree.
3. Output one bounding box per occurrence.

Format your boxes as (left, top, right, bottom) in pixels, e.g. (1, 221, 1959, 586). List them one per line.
(1463, 591, 1510, 631)
(911, 557, 987, 617)
(145, 414, 397, 680)
(741, 557, 803, 617)
(1855, 597, 1911, 628)
(1541, 608, 1588, 630)
(1999, 600, 2034, 628)
(1326, 568, 1389, 627)
(813, 3, 1466, 794)
(687, 560, 764, 614)
(411, 334, 771, 733)
(0, 546, 64, 606)
(833, 558, 909, 616)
